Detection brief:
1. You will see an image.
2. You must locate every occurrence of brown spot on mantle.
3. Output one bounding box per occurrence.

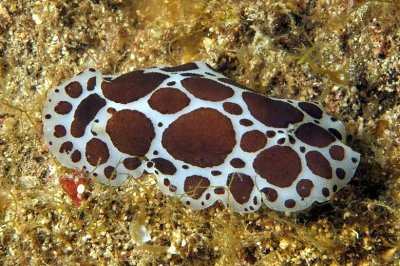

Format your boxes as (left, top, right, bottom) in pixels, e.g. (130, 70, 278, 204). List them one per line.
(71, 94, 106, 138)
(305, 150, 332, 179)
(85, 138, 109, 166)
(102, 70, 168, 104)
(181, 77, 234, 101)
(148, 88, 190, 114)
(227, 173, 254, 204)
(253, 145, 302, 188)
(184, 175, 210, 199)
(162, 108, 235, 167)
(243, 92, 304, 128)
(106, 109, 155, 157)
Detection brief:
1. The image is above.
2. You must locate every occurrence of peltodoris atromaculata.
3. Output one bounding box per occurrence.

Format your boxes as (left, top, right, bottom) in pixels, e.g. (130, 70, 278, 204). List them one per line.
(43, 61, 360, 213)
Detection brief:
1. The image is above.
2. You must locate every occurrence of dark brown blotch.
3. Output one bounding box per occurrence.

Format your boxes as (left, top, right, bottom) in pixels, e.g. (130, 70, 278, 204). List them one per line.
(162, 62, 199, 72)
(284, 199, 296, 208)
(243, 92, 304, 128)
(65, 81, 83, 98)
(223, 102, 243, 115)
(101, 70, 168, 104)
(298, 102, 323, 119)
(336, 168, 346, 179)
(329, 145, 345, 161)
(71, 150, 81, 163)
(295, 122, 336, 148)
(54, 101, 73, 115)
(54, 125, 66, 138)
(184, 175, 210, 199)
(87, 77, 96, 91)
(148, 88, 190, 114)
(227, 173, 254, 204)
(266, 130, 276, 138)
(322, 187, 330, 197)
(71, 94, 106, 138)
(296, 179, 314, 199)
(230, 158, 246, 168)
(59, 141, 73, 154)
(261, 187, 278, 202)
(163, 178, 170, 186)
(239, 119, 253, 127)
(181, 77, 234, 102)
(152, 158, 177, 175)
(106, 109, 155, 157)
(253, 145, 302, 188)
(123, 157, 141, 170)
(211, 170, 222, 176)
(214, 187, 225, 195)
(162, 108, 236, 167)
(104, 166, 117, 180)
(169, 185, 177, 192)
(305, 150, 332, 179)
(240, 130, 267, 152)
(85, 138, 110, 166)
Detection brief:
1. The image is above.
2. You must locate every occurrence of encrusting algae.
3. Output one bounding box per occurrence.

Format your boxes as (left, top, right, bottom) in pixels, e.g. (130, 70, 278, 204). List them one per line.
(1, 0, 400, 265)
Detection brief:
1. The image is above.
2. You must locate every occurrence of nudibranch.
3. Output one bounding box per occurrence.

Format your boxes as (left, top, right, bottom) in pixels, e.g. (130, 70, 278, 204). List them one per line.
(43, 61, 360, 213)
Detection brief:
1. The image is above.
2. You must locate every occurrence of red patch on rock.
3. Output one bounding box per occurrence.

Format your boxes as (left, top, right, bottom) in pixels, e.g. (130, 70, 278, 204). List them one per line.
(59, 172, 92, 206)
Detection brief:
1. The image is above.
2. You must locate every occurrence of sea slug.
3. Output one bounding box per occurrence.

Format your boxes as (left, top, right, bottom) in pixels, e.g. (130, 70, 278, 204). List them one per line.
(42, 61, 360, 212)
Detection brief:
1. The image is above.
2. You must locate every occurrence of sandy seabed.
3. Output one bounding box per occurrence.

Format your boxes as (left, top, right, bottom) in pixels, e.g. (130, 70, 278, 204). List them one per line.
(1, 0, 400, 265)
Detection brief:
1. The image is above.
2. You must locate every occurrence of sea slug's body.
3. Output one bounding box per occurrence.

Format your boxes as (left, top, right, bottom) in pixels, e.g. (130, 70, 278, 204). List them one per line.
(43, 61, 360, 212)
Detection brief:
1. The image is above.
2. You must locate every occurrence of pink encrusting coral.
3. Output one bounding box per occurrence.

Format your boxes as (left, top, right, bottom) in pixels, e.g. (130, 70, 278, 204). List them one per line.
(42, 62, 360, 213)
